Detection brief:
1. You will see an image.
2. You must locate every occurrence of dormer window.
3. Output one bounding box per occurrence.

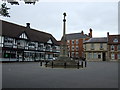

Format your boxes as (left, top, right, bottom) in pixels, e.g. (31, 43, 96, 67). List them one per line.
(113, 38, 118, 43)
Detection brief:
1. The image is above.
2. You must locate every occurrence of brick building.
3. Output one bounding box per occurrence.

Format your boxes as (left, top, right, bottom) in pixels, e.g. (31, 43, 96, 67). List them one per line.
(65, 29, 92, 58)
(107, 32, 120, 60)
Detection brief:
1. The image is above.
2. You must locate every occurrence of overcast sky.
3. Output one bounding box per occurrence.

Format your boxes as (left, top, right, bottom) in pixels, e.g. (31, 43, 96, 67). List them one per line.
(0, 0, 118, 40)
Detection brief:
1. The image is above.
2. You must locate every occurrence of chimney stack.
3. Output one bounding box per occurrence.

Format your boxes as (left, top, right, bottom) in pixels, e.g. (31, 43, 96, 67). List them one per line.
(107, 32, 109, 42)
(81, 30, 84, 35)
(107, 32, 109, 37)
(89, 28, 92, 38)
(26, 23, 30, 28)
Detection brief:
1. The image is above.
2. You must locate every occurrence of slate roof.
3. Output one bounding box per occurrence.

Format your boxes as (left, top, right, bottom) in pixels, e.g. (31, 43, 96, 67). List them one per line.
(1, 20, 59, 45)
(84, 37, 107, 43)
(108, 35, 120, 44)
(61, 33, 90, 40)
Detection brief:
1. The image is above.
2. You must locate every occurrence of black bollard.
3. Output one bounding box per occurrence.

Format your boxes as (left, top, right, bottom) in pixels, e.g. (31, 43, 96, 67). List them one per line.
(77, 61, 79, 69)
(81, 61, 83, 68)
(64, 62, 66, 68)
(40, 60, 42, 66)
(52, 61, 54, 68)
(85, 60, 87, 67)
(45, 61, 48, 67)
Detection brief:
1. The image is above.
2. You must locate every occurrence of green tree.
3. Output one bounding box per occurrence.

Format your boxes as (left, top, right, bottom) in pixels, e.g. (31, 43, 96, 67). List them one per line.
(0, 3, 10, 17)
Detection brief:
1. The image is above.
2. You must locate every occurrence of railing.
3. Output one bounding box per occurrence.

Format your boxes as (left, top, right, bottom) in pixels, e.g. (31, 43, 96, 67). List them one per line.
(40, 60, 87, 69)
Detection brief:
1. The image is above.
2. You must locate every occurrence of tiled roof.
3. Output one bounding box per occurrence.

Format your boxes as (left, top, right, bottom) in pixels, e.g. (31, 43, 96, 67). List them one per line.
(108, 35, 120, 44)
(84, 37, 107, 43)
(62, 33, 90, 40)
(1, 20, 59, 45)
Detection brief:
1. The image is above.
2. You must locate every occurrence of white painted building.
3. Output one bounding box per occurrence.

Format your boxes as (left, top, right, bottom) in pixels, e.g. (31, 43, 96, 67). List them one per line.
(0, 20, 60, 62)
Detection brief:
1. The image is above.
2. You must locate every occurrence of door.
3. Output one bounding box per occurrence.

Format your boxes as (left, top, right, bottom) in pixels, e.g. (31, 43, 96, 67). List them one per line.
(102, 52, 106, 61)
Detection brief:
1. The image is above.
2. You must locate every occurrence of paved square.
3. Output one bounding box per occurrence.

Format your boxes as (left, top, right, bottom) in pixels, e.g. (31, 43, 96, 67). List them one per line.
(2, 61, 118, 88)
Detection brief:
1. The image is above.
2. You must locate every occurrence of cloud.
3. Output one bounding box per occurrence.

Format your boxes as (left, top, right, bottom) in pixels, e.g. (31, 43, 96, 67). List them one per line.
(1, 2, 118, 40)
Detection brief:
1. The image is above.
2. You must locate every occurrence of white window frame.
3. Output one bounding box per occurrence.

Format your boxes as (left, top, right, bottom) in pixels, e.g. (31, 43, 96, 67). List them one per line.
(118, 54, 120, 60)
(111, 53, 115, 60)
(111, 45, 114, 51)
(113, 38, 118, 43)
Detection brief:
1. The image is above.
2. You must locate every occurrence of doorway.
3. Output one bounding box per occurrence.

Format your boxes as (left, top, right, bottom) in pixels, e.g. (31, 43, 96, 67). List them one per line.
(102, 52, 106, 61)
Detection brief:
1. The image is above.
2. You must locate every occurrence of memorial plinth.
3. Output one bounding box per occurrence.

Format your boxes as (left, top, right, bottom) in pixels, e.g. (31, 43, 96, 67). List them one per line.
(47, 12, 78, 68)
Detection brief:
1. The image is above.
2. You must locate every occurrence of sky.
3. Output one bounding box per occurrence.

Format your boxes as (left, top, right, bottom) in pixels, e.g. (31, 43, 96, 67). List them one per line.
(0, 0, 118, 40)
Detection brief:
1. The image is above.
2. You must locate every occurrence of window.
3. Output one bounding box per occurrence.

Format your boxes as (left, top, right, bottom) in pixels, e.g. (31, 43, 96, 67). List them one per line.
(76, 40, 78, 44)
(93, 53, 97, 59)
(88, 53, 92, 59)
(76, 52, 79, 57)
(72, 40, 74, 44)
(118, 54, 120, 60)
(38, 44, 43, 50)
(100, 43, 103, 49)
(72, 52, 74, 57)
(111, 45, 114, 51)
(76, 46, 79, 51)
(118, 45, 120, 51)
(84, 44, 86, 50)
(91, 44, 94, 50)
(29, 42, 35, 48)
(113, 38, 118, 43)
(111, 53, 115, 60)
(46, 45, 50, 51)
(4, 37, 14, 46)
(52, 46, 56, 52)
(98, 54, 101, 59)
(67, 40, 69, 44)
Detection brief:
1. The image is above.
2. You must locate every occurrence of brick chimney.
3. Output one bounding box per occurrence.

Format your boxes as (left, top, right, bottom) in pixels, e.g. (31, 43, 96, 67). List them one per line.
(89, 28, 92, 38)
(107, 32, 109, 42)
(81, 30, 84, 35)
(26, 23, 30, 28)
(107, 32, 109, 37)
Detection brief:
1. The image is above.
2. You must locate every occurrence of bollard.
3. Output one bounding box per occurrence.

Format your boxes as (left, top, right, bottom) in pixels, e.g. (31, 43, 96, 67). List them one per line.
(52, 61, 54, 68)
(77, 61, 79, 69)
(81, 61, 83, 68)
(45, 61, 48, 67)
(64, 62, 66, 68)
(40, 60, 42, 66)
(85, 61, 87, 67)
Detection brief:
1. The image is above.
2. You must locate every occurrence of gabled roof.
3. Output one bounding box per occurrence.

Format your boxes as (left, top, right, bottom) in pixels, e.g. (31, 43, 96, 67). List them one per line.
(61, 33, 90, 40)
(1, 20, 59, 45)
(84, 37, 107, 44)
(108, 35, 120, 44)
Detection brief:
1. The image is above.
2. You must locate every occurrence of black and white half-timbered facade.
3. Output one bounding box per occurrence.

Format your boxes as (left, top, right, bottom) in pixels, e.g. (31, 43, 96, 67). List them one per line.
(0, 20, 60, 61)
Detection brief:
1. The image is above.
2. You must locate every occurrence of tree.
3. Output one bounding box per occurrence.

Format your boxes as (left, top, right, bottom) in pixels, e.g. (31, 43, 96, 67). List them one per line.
(0, 0, 39, 17)
(0, 3, 10, 17)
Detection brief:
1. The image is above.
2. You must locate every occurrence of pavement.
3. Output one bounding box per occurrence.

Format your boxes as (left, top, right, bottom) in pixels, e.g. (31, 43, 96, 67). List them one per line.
(1, 61, 118, 88)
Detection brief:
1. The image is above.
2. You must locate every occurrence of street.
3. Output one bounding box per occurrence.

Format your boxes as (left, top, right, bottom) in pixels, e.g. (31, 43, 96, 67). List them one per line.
(2, 61, 118, 88)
